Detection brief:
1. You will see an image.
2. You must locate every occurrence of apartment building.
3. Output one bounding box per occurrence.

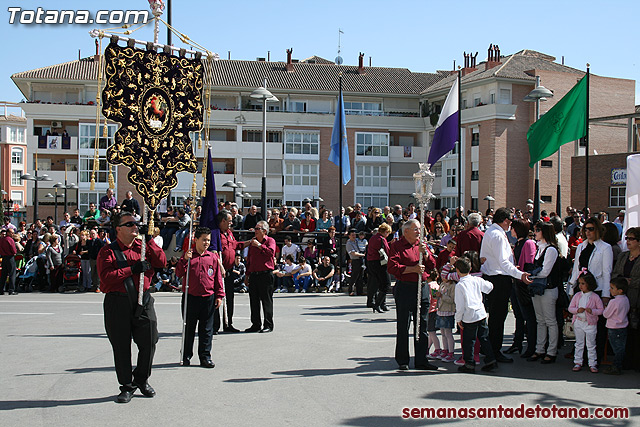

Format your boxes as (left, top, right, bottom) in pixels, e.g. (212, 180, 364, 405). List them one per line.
(0, 104, 28, 224)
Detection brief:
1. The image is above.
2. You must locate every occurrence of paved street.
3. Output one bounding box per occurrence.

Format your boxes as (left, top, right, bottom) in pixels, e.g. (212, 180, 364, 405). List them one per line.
(1, 291, 638, 426)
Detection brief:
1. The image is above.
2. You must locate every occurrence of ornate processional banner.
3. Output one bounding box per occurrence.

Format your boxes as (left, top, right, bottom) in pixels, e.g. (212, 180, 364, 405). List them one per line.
(102, 40, 202, 210)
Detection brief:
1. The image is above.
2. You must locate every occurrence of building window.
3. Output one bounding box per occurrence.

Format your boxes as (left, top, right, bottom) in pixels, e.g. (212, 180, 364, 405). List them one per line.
(11, 191, 23, 207)
(79, 123, 117, 149)
(610, 187, 626, 208)
(79, 192, 101, 213)
(36, 158, 51, 171)
(473, 95, 481, 107)
(462, 99, 467, 109)
(446, 168, 456, 188)
(79, 155, 111, 184)
(285, 163, 318, 186)
(541, 195, 553, 203)
(356, 165, 388, 188)
(355, 193, 388, 209)
(471, 170, 479, 181)
(246, 130, 280, 143)
(498, 89, 511, 104)
(288, 101, 307, 113)
(284, 131, 319, 155)
(541, 160, 553, 168)
(11, 170, 23, 186)
(471, 132, 479, 147)
(471, 197, 478, 211)
(11, 148, 23, 164)
(440, 196, 458, 210)
(344, 101, 382, 116)
(356, 132, 389, 157)
(489, 92, 496, 104)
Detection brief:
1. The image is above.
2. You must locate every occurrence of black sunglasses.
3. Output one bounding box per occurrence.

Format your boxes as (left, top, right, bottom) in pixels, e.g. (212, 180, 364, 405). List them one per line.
(119, 221, 138, 228)
(585, 226, 595, 231)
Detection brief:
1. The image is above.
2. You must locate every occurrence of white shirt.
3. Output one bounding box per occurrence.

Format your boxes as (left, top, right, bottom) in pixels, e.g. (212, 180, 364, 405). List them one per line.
(556, 232, 569, 258)
(534, 241, 558, 279)
(480, 223, 524, 279)
(454, 274, 494, 323)
(576, 291, 592, 322)
(281, 243, 301, 261)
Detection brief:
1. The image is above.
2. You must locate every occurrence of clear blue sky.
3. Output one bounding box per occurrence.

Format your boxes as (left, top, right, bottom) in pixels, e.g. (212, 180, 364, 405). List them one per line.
(1, 0, 637, 105)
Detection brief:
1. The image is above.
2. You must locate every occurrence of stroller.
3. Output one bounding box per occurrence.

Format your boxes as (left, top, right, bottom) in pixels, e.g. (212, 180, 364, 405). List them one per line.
(59, 254, 82, 292)
(17, 256, 38, 293)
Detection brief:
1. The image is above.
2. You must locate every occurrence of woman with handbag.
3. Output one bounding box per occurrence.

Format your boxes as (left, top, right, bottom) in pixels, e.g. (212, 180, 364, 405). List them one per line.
(527, 221, 561, 364)
(612, 226, 640, 370)
(366, 223, 392, 313)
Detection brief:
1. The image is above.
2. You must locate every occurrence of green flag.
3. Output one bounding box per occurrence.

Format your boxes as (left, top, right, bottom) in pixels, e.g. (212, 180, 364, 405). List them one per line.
(527, 75, 587, 168)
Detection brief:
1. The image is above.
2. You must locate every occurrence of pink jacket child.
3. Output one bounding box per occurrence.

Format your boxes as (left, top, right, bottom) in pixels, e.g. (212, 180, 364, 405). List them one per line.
(568, 291, 604, 325)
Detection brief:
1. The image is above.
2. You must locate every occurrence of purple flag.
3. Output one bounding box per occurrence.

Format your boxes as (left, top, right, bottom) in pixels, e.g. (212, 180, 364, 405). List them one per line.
(427, 77, 459, 166)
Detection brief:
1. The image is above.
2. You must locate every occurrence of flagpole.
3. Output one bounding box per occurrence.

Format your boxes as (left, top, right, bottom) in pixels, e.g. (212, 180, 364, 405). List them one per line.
(533, 75, 541, 223)
(585, 65, 590, 211)
(338, 74, 344, 290)
(457, 69, 462, 209)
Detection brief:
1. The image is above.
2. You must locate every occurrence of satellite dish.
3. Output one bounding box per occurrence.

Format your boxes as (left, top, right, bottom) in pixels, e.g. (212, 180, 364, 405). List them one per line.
(335, 56, 343, 65)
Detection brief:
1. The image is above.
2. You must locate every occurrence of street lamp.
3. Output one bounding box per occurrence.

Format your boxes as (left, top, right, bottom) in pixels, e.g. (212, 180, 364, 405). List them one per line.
(53, 182, 64, 224)
(1, 190, 12, 216)
(412, 162, 435, 337)
(222, 180, 239, 205)
(21, 171, 52, 223)
(250, 80, 279, 217)
(483, 195, 495, 212)
(524, 76, 553, 223)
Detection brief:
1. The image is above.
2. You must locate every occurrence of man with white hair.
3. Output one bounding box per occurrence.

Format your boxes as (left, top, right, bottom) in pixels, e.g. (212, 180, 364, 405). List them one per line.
(387, 219, 437, 371)
(452, 212, 484, 256)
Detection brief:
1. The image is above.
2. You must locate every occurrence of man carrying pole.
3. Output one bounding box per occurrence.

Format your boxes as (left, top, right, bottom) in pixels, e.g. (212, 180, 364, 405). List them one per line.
(176, 226, 225, 368)
(97, 211, 166, 403)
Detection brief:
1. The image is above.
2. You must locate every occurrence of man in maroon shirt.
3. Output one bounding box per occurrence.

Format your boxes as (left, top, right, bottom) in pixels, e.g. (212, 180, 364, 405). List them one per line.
(0, 229, 18, 295)
(97, 212, 166, 403)
(245, 220, 277, 333)
(366, 223, 392, 312)
(387, 219, 437, 371)
(214, 210, 244, 333)
(176, 227, 225, 368)
(452, 212, 484, 257)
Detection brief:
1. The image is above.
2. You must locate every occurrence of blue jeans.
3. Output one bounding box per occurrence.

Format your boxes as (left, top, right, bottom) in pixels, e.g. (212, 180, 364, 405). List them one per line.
(175, 228, 189, 250)
(608, 328, 627, 369)
(293, 273, 312, 291)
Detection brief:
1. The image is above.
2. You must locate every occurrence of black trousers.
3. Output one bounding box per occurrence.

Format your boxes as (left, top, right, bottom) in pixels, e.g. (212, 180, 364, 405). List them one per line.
(513, 280, 537, 353)
(213, 275, 235, 332)
(485, 274, 513, 354)
(104, 293, 158, 392)
(249, 271, 274, 330)
(394, 281, 429, 367)
(182, 293, 215, 360)
(462, 318, 495, 367)
(367, 260, 390, 308)
(349, 258, 364, 295)
(0, 255, 16, 293)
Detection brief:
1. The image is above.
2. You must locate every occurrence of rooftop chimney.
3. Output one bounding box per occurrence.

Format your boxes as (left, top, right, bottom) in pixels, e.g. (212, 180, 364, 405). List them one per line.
(286, 48, 294, 72)
(460, 51, 478, 76)
(358, 52, 365, 74)
(485, 43, 502, 70)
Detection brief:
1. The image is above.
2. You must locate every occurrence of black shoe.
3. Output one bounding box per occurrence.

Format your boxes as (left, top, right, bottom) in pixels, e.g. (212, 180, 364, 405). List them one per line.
(0, 291, 4, 295)
(457, 364, 476, 373)
(116, 390, 134, 403)
(540, 355, 556, 364)
(415, 363, 439, 371)
(372, 306, 383, 313)
(495, 353, 514, 363)
(9, 291, 18, 296)
(481, 361, 498, 372)
(212, 331, 219, 335)
(380, 305, 389, 311)
(527, 353, 545, 362)
(366, 303, 374, 308)
(259, 328, 272, 333)
(504, 344, 522, 354)
(133, 382, 156, 397)
(521, 349, 535, 359)
(223, 326, 240, 333)
(200, 357, 215, 368)
(182, 358, 191, 366)
(245, 326, 261, 333)
(398, 364, 409, 371)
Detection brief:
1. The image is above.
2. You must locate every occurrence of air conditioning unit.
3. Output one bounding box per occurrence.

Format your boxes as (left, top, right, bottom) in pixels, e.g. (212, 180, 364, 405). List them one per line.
(51, 121, 62, 128)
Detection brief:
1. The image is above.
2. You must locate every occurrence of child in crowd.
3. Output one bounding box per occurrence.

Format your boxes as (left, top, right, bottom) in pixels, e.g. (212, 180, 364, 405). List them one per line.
(328, 266, 344, 293)
(454, 257, 497, 373)
(568, 271, 604, 373)
(602, 277, 630, 375)
(436, 278, 456, 362)
(292, 258, 313, 293)
(426, 270, 442, 359)
(436, 239, 456, 273)
(230, 253, 247, 293)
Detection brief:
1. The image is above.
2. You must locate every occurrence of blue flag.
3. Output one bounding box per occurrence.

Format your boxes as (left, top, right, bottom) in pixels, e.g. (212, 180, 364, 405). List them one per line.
(329, 90, 351, 185)
(199, 147, 221, 252)
(427, 77, 459, 166)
